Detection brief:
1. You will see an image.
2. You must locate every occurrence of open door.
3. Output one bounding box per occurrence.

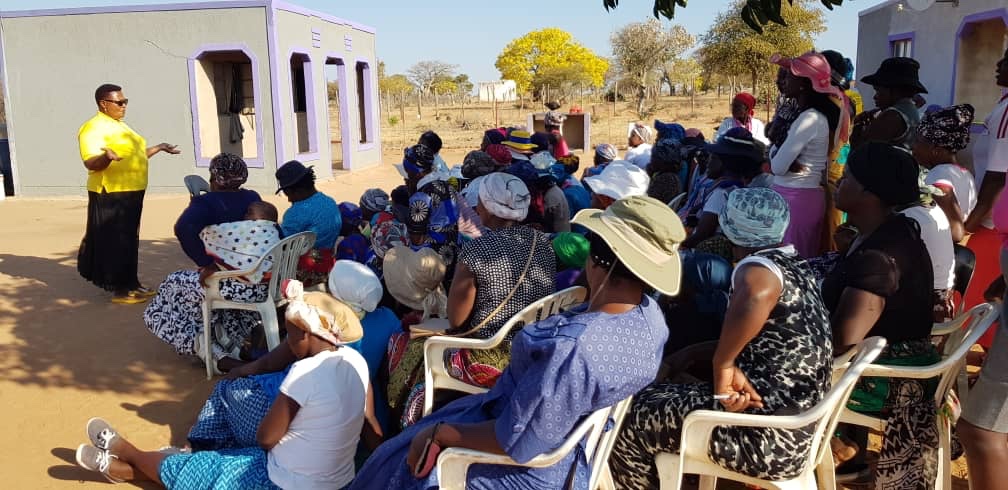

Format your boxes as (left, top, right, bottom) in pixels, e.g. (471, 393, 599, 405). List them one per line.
(325, 57, 350, 170)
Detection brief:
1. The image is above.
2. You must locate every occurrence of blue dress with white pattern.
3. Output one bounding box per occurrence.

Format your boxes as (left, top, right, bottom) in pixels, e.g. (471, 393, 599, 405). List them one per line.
(350, 296, 668, 490)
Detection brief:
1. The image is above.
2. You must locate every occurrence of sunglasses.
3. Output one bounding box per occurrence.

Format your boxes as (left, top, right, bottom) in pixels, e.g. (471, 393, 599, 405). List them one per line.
(102, 99, 129, 107)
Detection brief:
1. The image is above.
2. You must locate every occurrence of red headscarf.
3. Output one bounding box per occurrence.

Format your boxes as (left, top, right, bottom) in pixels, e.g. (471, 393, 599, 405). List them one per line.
(733, 92, 757, 117)
(485, 144, 512, 165)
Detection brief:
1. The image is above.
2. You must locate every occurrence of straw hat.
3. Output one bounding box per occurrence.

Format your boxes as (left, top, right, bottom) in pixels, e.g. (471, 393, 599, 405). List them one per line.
(571, 195, 686, 296)
(382, 245, 448, 318)
(281, 280, 363, 346)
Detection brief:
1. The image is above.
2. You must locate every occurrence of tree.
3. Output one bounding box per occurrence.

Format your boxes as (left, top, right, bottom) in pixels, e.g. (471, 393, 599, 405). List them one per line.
(698, 0, 824, 96)
(495, 28, 608, 100)
(453, 74, 474, 96)
(601, 0, 846, 32)
(380, 74, 415, 98)
(611, 19, 694, 117)
(406, 60, 458, 95)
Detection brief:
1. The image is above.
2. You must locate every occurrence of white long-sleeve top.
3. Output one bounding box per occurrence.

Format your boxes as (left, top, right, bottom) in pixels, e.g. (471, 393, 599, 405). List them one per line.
(769, 109, 830, 189)
(715, 117, 769, 146)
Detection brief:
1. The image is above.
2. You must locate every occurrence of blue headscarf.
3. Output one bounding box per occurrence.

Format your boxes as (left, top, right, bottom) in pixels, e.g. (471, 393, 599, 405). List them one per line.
(681, 251, 732, 314)
(654, 120, 686, 144)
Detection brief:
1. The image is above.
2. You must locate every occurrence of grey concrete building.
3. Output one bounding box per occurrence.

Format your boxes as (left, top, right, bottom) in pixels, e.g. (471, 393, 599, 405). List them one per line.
(0, 0, 380, 196)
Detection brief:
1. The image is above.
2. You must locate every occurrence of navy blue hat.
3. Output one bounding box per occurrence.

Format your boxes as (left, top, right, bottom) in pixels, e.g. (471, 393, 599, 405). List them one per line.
(275, 160, 314, 194)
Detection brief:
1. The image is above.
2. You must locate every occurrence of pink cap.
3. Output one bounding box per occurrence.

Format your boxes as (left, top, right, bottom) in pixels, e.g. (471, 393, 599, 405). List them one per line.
(770, 51, 850, 146)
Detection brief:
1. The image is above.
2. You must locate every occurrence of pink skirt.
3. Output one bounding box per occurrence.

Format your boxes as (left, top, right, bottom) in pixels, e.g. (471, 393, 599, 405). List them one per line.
(773, 185, 824, 258)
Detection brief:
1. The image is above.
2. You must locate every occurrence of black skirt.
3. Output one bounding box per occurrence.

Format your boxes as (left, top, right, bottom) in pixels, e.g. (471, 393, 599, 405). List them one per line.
(77, 189, 145, 292)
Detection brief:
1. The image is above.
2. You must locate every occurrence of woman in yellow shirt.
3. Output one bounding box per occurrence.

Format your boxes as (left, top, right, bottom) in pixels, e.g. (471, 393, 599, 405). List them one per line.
(77, 83, 179, 304)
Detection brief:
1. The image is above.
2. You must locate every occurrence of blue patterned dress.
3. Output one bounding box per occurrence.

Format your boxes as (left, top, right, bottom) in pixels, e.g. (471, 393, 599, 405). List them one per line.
(350, 296, 668, 490)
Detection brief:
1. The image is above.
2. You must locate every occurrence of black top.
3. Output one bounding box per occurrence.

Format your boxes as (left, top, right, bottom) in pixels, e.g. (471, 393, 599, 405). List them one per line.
(821, 214, 934, 343)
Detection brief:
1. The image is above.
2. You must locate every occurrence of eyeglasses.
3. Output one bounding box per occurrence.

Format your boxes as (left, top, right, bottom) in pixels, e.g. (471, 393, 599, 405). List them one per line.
(102, 99, 129, 107)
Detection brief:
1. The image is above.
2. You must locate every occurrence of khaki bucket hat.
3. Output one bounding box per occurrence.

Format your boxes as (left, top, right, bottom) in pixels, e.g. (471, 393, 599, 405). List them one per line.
(571, 195, 686, 296)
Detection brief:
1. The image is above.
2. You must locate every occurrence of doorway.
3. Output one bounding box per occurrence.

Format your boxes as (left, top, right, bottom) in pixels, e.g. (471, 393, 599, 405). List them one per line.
(325, 57, 350, 170)
(954, 13, 1007, 118)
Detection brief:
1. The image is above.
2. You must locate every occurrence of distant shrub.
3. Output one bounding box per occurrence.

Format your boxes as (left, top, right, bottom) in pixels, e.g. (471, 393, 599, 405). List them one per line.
(388, 115, 400, 126)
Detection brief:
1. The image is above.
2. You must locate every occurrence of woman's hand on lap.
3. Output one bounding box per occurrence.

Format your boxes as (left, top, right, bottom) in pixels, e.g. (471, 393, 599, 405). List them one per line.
(406, 424, 437, 476)
(714, 365, 763, 412)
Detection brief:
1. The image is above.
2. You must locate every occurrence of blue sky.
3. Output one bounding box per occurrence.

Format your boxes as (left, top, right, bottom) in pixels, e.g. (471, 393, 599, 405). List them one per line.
(4, 0, 883, 83)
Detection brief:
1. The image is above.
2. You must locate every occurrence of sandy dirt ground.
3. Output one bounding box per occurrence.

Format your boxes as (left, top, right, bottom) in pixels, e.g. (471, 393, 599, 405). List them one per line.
(0, 111, 972, 487)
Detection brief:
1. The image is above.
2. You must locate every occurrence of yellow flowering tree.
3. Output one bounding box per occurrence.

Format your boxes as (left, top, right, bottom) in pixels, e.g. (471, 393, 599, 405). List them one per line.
(496, 28, 609, 100)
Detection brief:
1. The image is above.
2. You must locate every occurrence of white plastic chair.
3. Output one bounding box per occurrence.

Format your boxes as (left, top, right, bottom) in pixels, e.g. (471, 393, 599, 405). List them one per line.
(836, 302, 998, 490)
(436, 395, 634, 490)
(200, 231, 315, 379)
(654, 336, 887, 490)
(421, 286, 587, 416)
(667, 192, 687, 211)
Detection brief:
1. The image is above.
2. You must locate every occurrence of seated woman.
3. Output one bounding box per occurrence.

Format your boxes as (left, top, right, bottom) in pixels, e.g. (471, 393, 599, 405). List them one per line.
(145, 199, 281, 374)
(386, 173, 556, 428)
(680, 128, 764, 260)
(659, 251, 732, 357)
(172, 153, 261, 271)
(715, 92, 770, 146)
(275, 160, 342, 287)
(914, 104, 977, 241)
(583, 143, 617, 180)
(349, 195, 678, 490)
(823, 143, 938, 486)
(646, 139, 683, 205)
(611, 187, 832, 489)
(76, 282, 370, 489)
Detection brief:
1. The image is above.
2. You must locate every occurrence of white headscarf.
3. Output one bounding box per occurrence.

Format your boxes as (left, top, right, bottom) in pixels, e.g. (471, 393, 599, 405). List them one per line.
(327, 260, 383, 319)
(478, 172, 530, 221)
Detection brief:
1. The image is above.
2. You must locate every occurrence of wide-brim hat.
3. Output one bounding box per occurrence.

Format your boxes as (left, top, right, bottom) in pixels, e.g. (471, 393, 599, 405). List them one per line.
(287, 290, 364, 345)
(705, 129, 766, 160)
(582, 161, 650, 201)
(502, 130, 538, 151)
(571, 195, 685, 296)
(860, 57, 928, 94)
(382, 245, 447, 312)
(275, 160, 313, 194)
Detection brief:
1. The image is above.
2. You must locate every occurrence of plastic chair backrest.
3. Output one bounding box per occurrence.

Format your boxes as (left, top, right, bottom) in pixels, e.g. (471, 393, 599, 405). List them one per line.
(952, 244, 976, 299)
(485, 286, 588, 348)
(184, 174, 210, 198)
(586, 396, 634, 490)
(264, 231, 316, 301)
(805, 337, 887, 473)
(667, 192, 686, 211)
(930, 302, 997, 406)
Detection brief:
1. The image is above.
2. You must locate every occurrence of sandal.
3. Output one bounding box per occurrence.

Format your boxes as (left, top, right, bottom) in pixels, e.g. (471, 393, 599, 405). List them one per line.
(75, 444, 124, 483)
(86, 417, 118, 451)
(132, 286, 158, 299)
(110, 291, 148, 305)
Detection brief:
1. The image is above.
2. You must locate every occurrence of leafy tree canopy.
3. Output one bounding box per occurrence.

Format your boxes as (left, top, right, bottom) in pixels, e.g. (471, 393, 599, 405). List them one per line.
(496, 28, 609, 97)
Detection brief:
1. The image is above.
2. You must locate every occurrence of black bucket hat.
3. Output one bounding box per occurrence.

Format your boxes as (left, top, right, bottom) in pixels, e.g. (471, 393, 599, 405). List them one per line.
(861, 57, 928, 94)
(275, 160, 313, 194)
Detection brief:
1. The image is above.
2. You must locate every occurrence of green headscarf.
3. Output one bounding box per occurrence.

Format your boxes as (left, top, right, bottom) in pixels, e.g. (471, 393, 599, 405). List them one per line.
(552, 232, 590, 270)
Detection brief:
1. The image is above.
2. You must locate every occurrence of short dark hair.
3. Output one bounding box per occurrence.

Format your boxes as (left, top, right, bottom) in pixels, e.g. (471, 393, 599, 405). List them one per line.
(418, 131, 443, 154)
(95, 84, 122, 104)
(586, 232, 636, 282)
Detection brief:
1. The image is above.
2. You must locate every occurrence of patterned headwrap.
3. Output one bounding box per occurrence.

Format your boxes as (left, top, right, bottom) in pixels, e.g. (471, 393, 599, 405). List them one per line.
(461, 151, 498, 179)
(595, 143, 618, 161)
(479, 172, 531, 221)
(485, 144, 512, 165)
(720, 187, 790, 248)
(208, 153, 249, 190)
(406, 192, 433, 234)
(545, 111, 566, 126)
(370, 220, 408, 259)
(630, 123, 653, 142)
(402, 144, 435, 174)
(200, 220, 281, 283)
(359, 188, 389, 213)
(654, 120, 686, 143)
(552, 232, 590, 269)
(917, 104, 975, 153)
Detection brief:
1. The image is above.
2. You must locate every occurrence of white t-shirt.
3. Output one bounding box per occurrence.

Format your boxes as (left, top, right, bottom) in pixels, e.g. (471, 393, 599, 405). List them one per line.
(975, 95, 1008, 229)
(925, 164, 977, 219)
(715, 117, 769, 146)
(769, 109, 830, 189)
(625, 143, 653, 170)
(267, 348, 370, 490)
(899, 205, 955, 290)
